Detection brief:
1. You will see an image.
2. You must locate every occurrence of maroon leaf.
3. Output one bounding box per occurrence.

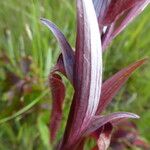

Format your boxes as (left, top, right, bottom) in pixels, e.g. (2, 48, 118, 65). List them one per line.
(49, 54, 66, 140)
(102, 1, 150, 49)
(96, 59, 147, 114)
(112, 1, 150, 39)
(49, 73, 65, 142)
(61, 0, 102, 148)
(84, 112, 139, 136)
(93, 0, 145, 28)
(41, 19, 74, 82)
(99, 0, 143, 26)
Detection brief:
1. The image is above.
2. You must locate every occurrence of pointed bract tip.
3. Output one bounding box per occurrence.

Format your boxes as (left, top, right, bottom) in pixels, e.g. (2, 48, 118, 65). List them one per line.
(121, 112, 140, 119)
(133, 114, 140, 119)
(126, 112, 140, 119)
(40, 18, 47, 24)
(40, 18, 53, 27)
(139, 57, 149, 64)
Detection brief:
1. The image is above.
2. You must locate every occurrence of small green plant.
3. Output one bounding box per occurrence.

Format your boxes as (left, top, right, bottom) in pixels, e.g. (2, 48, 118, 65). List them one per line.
(41, 0, 150, 149)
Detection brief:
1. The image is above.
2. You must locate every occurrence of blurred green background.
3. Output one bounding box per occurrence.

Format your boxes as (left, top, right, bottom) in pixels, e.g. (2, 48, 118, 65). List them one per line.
(0, 0, 150, 149)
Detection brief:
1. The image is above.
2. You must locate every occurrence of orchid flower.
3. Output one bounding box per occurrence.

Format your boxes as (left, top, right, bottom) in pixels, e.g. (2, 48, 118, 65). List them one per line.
(41, 0, 149, 149)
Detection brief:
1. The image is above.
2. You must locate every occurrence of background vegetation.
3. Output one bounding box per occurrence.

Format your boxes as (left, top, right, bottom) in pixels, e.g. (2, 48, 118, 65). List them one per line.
(0, 0, 150, 149)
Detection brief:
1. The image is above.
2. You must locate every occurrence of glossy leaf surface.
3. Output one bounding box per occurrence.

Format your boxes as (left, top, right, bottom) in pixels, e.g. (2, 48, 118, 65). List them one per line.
(41, 19, 74, 82)
(84, 112, 139, 135)
(96, 59, 147, 114)
(49, 73, 65, 142)
(61, 0, 102, 148)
